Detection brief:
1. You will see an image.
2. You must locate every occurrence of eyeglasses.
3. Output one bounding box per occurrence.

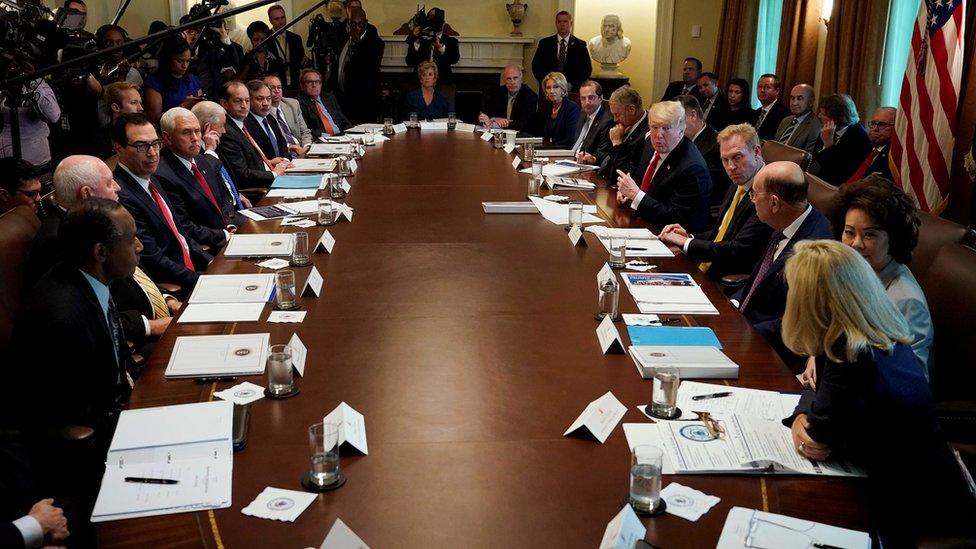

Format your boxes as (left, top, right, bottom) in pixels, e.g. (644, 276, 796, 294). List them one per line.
(868, 121, 894, 129)
(126, 140, 163, 154)
(302, 80, 322, 85)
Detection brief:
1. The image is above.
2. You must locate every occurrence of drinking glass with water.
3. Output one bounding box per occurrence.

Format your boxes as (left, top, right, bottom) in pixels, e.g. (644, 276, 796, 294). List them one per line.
(274, 270, 298, 311)
(651, 366, 680, 419)
(609, 236, 627, 268)
(266, 343, 294, 397)
(630, 444, 664, 513)
(306, 422, 342, 489)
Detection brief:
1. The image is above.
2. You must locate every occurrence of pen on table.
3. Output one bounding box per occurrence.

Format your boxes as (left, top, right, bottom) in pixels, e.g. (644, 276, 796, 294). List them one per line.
(691, 392, 732, 401)
(196, 376, 238, 383)
(626, 247, 650, 251)
(124, 477, 179, 485)
(812, 544, 845, 549)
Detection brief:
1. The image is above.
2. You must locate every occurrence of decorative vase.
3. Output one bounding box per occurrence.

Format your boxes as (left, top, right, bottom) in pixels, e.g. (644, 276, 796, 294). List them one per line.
(506, 0, 527, 37)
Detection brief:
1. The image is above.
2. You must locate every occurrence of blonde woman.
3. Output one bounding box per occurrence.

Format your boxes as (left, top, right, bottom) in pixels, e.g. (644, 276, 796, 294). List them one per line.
(402, 61, 450, 121)
(535, 72, 580, 149)
(781, 239, 974, 544)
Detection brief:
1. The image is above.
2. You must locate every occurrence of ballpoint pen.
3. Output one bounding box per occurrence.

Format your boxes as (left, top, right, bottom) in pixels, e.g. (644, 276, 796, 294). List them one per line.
(124, 477, 179, 484)
(691, 392, 732, 401)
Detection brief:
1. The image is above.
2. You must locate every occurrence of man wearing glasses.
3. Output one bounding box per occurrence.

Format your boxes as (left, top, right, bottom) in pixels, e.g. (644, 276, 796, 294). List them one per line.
(297, 68, 351, 140)
(846, 107, 896, 183)
(0, 158, 42, 215)
(112, 113, 223, 288)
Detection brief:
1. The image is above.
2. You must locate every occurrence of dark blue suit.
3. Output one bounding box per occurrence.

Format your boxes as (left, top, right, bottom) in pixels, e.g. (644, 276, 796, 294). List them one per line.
(244, 113, 290, 161)
(536, 99, 581, 149)
(629, 137, 713, 233)
(154, 149, 237, 232)
(402, 88, 451, 121)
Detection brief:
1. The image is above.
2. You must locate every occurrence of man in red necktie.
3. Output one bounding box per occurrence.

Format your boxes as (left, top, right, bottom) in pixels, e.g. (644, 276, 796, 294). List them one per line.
(846, 107, 896, 184)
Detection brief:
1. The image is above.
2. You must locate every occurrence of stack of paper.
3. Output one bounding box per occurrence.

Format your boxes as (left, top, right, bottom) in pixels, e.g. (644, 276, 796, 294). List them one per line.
(277, 199, 353, 218)
(91, 401, 233, 522)
(586, 226, 674, 258)
(663, 381, 802, 422)
(188, 274, 275, 303)
(717, 507, 870, 549)
(286, 158, 337, 173)
(535, 148, 576, 157)
(482, 201, 539, 214)
(519, 162, 592, 177)
(528, 196, 602, 225)
(419, 121, 449, 130)
(622, 272, 718, 314)
(164, 333, 270, 378)
(544, 176, 596, 190)
(239, 205, 292, 221)
(307, 143, 357, 156)
(270, 175, 323, 189)
(628, 346, 739, 379)
(223, 233, 296, 258)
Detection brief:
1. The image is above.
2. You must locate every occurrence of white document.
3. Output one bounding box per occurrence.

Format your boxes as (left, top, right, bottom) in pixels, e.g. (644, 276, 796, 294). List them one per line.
(214, 382, 265, 405)
(257, 258, 291, 270)
(224, 233, 296, 258)
(586, 226, 674, 258)
(667, 381, 802, 422)
(303, 266, 323, 297)
(563, 391, 626, 443)
(288, 333, 308, 375)
(480, 131, 494, 142)
(91, 401, 233, 522)
(622, 272, 719, 315)
(242, 487, 317, 522)
(267, 310, 306, 324)
(316, 230, 336, 253)
(598, 505, 646, 549)
(482, 201, 538, 214)
(393, 123, 407, 134)
(528, 196, 602, 225)
(324, 402, 368, 455)
(535, 148, 576, 157)
(503, 143, 516, 154)
(308, 143, 355, 156)
(266, 188, 317, 198)
(545, 175, 596, 190)
(660, 482, 721, 522)
(628, 346, 739, 379)
(177, 303, 265, 324)
(281, 217, 317, 228)
(188, 274, 276, 304)
(511, 155, 522, 169)
(345, 123, 384, 133)
(717, 507, 871, 549)
(596, 315, 624, 354)
(286, 158, 338, 173)
(321, 518, 370, 549)
(519, 160, 598, 176)
(164, 333, 270, 378)
(420, 121, 448, 130)
(568, 224, 586, 246)
(623, 314, 661, 325)
(279, 199, 324, 215)
(455, 122, 476, 133)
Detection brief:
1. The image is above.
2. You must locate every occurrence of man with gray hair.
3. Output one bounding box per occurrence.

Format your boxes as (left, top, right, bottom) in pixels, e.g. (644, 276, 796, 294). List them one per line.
(600, 85, 648, 186)
(191, 100, 252, 210)
(773, 84, 820, 154)
(616, 100, 713, 232)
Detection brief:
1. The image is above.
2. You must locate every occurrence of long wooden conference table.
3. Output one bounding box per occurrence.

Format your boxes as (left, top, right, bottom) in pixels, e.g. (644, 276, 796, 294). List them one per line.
(97, 131, 871, 547)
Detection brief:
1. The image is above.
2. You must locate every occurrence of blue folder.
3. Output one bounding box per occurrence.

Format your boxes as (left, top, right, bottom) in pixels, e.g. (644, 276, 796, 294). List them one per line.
(270, 175, 322, 189)
(626, 325, 722, 349)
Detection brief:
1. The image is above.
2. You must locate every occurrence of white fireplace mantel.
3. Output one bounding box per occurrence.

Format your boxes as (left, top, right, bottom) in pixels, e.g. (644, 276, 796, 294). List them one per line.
(380, 36, 536, 73)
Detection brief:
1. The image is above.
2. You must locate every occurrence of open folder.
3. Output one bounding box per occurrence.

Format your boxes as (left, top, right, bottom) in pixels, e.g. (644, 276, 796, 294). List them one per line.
(91, 401, 234, 522)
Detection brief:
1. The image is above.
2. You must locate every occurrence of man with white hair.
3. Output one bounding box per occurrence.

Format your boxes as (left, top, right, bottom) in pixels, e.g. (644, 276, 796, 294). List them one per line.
(190, 100, 251, 210)
(616, 100, 713, 232)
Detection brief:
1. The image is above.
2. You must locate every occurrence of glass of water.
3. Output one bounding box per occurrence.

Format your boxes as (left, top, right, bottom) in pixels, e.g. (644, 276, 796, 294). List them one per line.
(447, 112, 457, 130)
(492, 129, 505, 149)
(409, 112, 419, 127)
(274, 269, 298, 310)
(568, 201, 583, 229)
(267, 343, 294, 397)
(505, 131, 517, 148)
(609, 236, 627, 268)
(383, 117, 394, 134)
(317, 197, 336, 226)
(307, 422, 341, 488)
(363, 129, 375, 145)
(629, 445, 664, 513)
(651, 366, 680, 419)
(290, 231, 310, 267)
(527, 175, 542, 197)
(531, 158, 544, 178)
(523, 142, 535, 161)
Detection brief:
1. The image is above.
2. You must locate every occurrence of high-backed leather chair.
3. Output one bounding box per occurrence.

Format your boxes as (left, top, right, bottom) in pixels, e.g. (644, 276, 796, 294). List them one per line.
(804, 172, 840, 225)
(910, 211, 976, 281)
(0, 205, 41, 357)
(762, 140, 812, 172)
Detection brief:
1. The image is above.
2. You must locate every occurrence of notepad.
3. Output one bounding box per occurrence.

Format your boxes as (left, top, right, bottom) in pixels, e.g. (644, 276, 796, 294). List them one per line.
(626, 325, 722, 348)
(270, 175, 323, 189)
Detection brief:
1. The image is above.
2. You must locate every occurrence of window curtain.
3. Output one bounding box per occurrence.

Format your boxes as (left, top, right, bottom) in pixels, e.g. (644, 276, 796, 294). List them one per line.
(879, 0, 922, 108)
(752, 0, 785, 108)
(818, 0, 890, 119)
(775, 0, 822, 95)
(714, 0, 760, 87)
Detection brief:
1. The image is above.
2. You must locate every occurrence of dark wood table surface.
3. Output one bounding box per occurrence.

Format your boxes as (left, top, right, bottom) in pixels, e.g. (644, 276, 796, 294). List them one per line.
(97, 131, 870, 548)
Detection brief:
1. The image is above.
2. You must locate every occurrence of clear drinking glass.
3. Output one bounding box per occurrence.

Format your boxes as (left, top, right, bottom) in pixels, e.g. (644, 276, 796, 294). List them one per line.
(651, 366, 680, 418)
(568, 201, 583, 228)
(307, 422, 341, 487)
(317, 197, 336, 226)
(595, 278, 620, 321)
(523, 142, 536, 161)
(409, 112, 419, 127)
(629, 445, 664, 513)
(290, 231, 310, 267)
(609, 236, 628, 268)
(492, 129, 505, 149)
(447, 112, 457, 130)
(531, 158, 544, 178)
(274, 269, 298, 310)
(363, 129, 375, 145)
(267, 343, 294, 396)
(329, 175, 346, 200)
(527, 175, 542, 197)
(505, 131, 517, 148)
(383, 117, 394, 134)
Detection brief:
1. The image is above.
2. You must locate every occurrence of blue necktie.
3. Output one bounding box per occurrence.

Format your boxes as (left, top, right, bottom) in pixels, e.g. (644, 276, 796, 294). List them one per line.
(262, 117, 281, 158)
(218, 163, 244, 209)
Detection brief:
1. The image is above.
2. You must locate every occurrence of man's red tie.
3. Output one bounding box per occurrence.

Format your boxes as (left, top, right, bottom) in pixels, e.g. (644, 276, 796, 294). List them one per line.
(640, 153, 661, 192)
(148, 182, 195, 271)
(846, 149, 880, 184)
(190, 161, 226, 224)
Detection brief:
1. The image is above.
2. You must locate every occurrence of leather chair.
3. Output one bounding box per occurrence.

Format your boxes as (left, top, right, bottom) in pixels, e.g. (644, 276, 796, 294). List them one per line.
(910, 211, 976, 282)
(804, 172, 840, 225)
(762, 140, 812, 172)
(37, 190, 57, 221)
(0, 205, 40, 356)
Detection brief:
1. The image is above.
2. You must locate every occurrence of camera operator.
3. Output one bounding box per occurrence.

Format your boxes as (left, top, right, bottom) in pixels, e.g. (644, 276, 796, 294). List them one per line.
(404, 7, 459, 85)
(306, 1, 350, 88)
(53, 0, 107, 158)
(0, 80, 60, 189)
(180, 9, 241, 100)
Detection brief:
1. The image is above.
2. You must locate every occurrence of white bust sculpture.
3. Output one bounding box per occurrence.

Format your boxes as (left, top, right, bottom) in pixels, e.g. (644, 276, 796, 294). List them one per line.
(588, 14, 632, 77)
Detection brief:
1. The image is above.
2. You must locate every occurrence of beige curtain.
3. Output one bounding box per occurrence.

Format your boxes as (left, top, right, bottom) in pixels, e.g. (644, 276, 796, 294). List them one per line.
(714, 0, 760, 86)
(776, 0, 822, 92)
(818, 0, 889, 119)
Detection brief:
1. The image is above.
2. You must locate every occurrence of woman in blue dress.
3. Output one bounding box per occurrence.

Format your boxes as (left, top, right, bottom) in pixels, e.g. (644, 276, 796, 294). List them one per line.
(142, 38, 204, 125)
(402, 61, 451, 121)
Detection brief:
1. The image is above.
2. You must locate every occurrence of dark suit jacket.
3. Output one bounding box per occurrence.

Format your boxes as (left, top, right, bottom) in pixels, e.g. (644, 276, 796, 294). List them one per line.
(685, 183, 773, 280)
(531, 35, 592, 91)
(810, 123, 872, 185)
(734, 206, 833, 358)
(483, 85, 538, 132)
(269, 30, 306, 88)
(754, 101, 790, 140)
(854, 145, 893, 182)
(244, 113, 289, 161)
(700, 90, 729, 129)
(405, 34, 460, 84)
(573, 103, 613, 159)
(337, 32, 385, 123)
(298, 92, 352, 139)
(155, 149, 234, 233)
(216, 119, 275, 189)
(402, 87, 452, 121)
(600, 113, 649, 185)
(534, 99, 581, 149)
(629, 137, 713, 233)
(692, 125, 729, 206)
(114, 165, 214, 288)
(661, 80, 702, 102)
(773, 112, 821, 154)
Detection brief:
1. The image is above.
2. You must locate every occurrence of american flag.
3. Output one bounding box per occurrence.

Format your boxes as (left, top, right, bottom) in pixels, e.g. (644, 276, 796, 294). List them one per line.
(891, 0, 966, 213)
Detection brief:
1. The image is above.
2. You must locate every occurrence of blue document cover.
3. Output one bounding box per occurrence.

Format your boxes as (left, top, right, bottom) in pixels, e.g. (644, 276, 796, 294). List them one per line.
(270, 175, 322, 189)
(626, 325, 722, 348)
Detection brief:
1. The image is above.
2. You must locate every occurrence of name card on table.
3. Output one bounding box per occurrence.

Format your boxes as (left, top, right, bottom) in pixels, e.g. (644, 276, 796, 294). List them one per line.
(568, 224, 586, 246)
(503, 143, 517, 154)
(393, 123, 407, 134)
(480, 131, 494, 142)
(596, 314, 624, 354)
(302, 266, 323, 297)
(321, 518, 370, 549)
(597, 263, 615, 287)
(563, 391, 626, 443)
(315, 230, 336, 253)
(341, 178, 352, 193)
(338, 204, 353, 222)
(455, 122, 476, 133)
(599, 505, 647, 549)
(349, 159, 358, 173)
(288, 333, 308, 376)
(324, 402, 368, 455)
(511, 156, 522, 169)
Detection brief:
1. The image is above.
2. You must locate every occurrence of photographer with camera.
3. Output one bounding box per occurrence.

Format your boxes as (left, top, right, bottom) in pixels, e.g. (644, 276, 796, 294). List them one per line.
(180, 5, 241, 101)
(405, 7, 459, 85)
(1, 79, 61, 186)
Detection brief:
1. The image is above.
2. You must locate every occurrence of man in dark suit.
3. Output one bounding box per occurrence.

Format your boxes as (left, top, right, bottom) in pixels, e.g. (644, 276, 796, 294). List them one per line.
(405, 7, 460, 85)
(572, 80, 614, 163)
(809, 94, 872, 185)
(697, 72, 728, 130)
(676, 94, 728, 207)
(298, 68, 352, 139)
(754, 74, 790, 140)
(244, 79, 292, 162)
(531, 11, 592, 92)
(599, 85, 649, 187)
(267, 5, 307, 89)
(773, 84, 821, 154)
(660, 124, 774, 282)
(845, 107, 895, 183)
(661, 57, 703, 101)
(616, 100, 713, 233)
(336, 8, 385, 123)
(478, 64, 538, 132)
(112, 113, 221, 288)
(217, 81, 291, 190)
(733, 161, 833, 364)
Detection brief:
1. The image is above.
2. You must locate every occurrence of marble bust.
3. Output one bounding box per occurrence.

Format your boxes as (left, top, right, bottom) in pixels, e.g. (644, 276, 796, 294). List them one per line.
(587, 14, 632, 77)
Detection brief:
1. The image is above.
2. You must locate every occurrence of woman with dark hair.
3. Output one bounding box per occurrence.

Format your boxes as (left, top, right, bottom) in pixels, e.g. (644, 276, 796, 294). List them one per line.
(809, 93, 872, 184)
(142, 37, 203, 124)
(242, 21, 286, 83)
(722, 77, 755, 127)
